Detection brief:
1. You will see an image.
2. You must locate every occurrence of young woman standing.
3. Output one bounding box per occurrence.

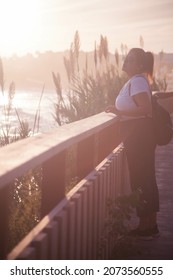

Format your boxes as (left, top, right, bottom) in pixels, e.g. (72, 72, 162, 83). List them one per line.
(106, 48, 159, 239)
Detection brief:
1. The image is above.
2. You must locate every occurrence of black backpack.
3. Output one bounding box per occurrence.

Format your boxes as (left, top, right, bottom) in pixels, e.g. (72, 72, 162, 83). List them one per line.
(152, 94, 173, 146)
(130, 75, 173, 146)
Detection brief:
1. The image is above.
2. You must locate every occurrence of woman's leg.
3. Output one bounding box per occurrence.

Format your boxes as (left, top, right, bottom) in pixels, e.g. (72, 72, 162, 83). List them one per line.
(148, 212, 157, 228)
(121, 119, 159, 229)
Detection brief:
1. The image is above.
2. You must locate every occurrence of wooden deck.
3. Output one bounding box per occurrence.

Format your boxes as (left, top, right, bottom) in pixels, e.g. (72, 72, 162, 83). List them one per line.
(127, 137, 173, 260)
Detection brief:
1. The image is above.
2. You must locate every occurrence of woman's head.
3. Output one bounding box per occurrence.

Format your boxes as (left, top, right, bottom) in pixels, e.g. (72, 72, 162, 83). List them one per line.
(122, 48, 154, 78)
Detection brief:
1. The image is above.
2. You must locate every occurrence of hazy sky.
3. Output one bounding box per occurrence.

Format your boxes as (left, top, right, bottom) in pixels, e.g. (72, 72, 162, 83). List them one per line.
(0, 0, 172, 56)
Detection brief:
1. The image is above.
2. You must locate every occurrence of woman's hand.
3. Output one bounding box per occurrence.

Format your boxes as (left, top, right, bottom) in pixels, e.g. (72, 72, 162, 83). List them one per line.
(105, 105, 120, 115)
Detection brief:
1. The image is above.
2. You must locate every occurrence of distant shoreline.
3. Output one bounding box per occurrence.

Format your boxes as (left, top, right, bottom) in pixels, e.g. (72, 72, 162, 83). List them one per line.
(2, 51, 173, 91)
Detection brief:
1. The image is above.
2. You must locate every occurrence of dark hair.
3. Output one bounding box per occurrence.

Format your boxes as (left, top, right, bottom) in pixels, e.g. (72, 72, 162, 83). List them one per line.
(145, 51, 154, 77)
(130, 48, 154, 78)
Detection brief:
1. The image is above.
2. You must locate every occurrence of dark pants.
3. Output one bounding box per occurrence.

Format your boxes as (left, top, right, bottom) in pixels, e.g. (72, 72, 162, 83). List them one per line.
(120, 118, 159, 217)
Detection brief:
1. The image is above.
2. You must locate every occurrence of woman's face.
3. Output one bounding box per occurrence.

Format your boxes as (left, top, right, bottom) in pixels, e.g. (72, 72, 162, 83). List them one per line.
(122, 50, 142, 77)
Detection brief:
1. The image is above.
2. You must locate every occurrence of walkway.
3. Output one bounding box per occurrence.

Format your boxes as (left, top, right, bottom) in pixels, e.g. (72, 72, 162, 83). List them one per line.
(129, 137, 173, 260)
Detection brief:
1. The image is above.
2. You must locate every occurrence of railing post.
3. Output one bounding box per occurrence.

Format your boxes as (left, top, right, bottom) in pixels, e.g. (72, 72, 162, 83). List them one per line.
(98, 121, 120, 162)
(0, 185, 10, 259)
(77, 136, 95, 179)
(41, 151, 66, 217)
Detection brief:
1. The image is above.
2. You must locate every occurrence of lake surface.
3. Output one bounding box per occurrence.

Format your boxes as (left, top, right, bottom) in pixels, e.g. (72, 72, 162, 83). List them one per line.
(0, 90, 59, 134)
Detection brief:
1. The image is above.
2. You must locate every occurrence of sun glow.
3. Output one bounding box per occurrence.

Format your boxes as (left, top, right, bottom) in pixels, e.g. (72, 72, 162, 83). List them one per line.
(0, 0, 42, 56)
(0, 0, 172, 57)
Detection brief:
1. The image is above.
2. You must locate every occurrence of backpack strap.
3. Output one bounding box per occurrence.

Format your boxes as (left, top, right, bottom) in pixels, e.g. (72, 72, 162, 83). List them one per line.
(128, 74, 152, 104)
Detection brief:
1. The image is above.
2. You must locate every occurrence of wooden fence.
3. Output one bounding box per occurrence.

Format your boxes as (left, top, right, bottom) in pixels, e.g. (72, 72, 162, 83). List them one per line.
(0, 112, 130, 260)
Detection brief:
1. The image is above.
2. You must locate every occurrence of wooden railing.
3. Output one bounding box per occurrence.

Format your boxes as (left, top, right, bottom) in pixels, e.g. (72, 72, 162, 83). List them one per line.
(0, 112, 131, 260)
(7, 143, 129, 260)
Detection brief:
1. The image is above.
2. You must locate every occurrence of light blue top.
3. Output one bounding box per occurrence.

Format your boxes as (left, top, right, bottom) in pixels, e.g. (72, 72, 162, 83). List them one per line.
(116, 75, 151, 113)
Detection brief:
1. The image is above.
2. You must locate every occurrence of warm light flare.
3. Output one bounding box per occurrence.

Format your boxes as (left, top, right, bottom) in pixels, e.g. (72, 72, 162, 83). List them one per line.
(0, 0, 172, 56)
(0, 0, 42, 56)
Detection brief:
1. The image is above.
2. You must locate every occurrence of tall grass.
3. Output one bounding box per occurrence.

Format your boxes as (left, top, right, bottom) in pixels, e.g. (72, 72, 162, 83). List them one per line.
(0, 57, 43, 251)
(52, 31, 128, 125)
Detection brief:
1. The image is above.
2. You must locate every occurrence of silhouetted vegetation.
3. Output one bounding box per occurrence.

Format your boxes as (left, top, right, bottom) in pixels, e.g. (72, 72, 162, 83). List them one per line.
(0, 58, 42, 251)
(52, 31, 128, 125)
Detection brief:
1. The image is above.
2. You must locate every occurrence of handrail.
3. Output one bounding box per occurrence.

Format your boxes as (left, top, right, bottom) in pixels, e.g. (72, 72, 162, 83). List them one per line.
(0, 112, 119, 190)
(154, 91, 173, 99)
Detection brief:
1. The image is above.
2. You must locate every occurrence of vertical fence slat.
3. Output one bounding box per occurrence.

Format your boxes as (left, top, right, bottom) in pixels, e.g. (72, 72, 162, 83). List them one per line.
(78, 187, 88, 259)
(67, 201, 76, 260)
(110, 156, 115, 199)
(104, 163, 111, 259)
(71, 193, 82, 259)
(31, 232, 49, 260)
(55, 209, 68, 259)
(43, 220, 59, 259)
(90, 176, 99, 259)
(86, 181, 94, 259)
(17, 247, 37, 260)
(97, 170, 105, 259)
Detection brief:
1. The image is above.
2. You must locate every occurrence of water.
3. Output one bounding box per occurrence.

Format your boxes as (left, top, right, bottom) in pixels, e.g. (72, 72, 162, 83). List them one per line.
(0, 90, 59, 134)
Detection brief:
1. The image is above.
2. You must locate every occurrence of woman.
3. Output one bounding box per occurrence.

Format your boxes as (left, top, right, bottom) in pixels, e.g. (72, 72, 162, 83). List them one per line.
(106, 48, 159, 239)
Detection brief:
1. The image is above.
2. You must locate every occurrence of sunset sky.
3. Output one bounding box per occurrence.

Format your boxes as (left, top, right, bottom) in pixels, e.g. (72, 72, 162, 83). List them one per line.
(0, 0, 172, 57)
